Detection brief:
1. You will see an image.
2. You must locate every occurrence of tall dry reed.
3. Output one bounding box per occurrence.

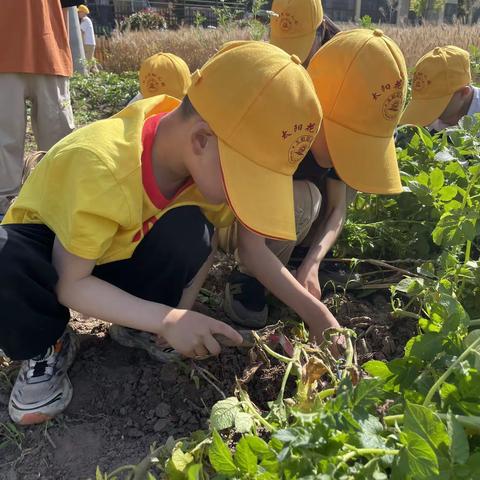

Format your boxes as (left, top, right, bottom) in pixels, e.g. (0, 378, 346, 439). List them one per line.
(380, 23, 480, 68)
(99, 27, 252, 73)
(97, 24, 480, 73)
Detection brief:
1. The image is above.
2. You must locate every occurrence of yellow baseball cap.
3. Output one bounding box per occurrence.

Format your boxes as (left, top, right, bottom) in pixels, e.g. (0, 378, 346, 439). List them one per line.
(139, 53, 191, 100)
(400, 46, 471, 126)
(77, 5, 90, 14)
(308, 29, 407, 194)
(188, 41, 322, 241)
(270, 0, 323, 63)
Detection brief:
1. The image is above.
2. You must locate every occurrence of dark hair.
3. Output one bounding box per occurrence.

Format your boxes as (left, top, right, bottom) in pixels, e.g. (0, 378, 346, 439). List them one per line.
(316, 15, 341, 48)
(179, 95, 198, 118)
(303, 16, 341, 67)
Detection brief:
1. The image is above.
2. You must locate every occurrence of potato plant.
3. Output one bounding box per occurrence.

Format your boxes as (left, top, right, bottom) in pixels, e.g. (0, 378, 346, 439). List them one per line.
(95, 117, 480, 480)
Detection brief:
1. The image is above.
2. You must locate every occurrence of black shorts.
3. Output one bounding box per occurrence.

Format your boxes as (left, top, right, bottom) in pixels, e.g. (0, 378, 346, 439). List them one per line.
(0, 206, 214, 360)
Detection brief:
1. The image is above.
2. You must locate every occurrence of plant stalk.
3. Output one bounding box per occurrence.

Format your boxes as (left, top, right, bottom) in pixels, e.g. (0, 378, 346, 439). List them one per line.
(423, 335, 480, 406)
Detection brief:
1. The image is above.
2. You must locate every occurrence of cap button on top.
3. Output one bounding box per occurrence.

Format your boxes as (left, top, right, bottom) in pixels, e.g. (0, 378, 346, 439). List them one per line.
(433, 47, 442, 54)
(191, 69, 202, 85)
(290, 54, 302, 65)
(373, 29, 384, 37)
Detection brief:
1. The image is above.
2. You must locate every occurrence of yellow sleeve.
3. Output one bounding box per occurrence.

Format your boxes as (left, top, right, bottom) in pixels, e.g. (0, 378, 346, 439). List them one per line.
(36, 148, 133, 260)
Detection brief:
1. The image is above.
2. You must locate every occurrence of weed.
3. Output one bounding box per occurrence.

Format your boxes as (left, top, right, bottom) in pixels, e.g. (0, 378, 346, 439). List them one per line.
(0, 422, 24, 452)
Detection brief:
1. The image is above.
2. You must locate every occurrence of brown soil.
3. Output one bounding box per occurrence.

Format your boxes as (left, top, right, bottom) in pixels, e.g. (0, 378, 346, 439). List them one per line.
(0, 258, 417, 480)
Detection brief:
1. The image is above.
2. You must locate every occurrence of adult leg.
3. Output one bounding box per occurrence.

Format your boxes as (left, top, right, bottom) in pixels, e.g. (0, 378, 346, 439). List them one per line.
(0, 74, 27, 216)
(30, 74, 74, 151)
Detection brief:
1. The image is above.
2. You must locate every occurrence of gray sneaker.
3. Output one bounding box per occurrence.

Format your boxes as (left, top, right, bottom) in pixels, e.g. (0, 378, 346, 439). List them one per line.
(8, 327, 79, 425)
(224, 271, 268, 329)
(109, 324, 255, 362)
(109, 325, 181, 363)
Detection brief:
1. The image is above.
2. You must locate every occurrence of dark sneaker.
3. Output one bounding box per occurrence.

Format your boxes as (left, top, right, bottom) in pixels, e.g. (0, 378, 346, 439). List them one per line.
(288, 245, 310, 270)
(224, 271, 268, 329)
(289, 249, 363, 291)
(108, 324, 181, 363)
(109, 324, 255, 361)
(8, 327, 79, 425)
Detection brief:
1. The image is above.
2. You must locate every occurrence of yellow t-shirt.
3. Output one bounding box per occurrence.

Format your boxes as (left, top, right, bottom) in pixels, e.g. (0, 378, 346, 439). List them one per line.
(3, 96, 234, 265)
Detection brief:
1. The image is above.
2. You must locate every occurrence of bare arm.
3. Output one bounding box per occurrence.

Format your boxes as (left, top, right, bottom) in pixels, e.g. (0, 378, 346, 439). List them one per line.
(296, 178, 347, 299)
(237, 226, 340, 342)
(52, 237, 242, 356)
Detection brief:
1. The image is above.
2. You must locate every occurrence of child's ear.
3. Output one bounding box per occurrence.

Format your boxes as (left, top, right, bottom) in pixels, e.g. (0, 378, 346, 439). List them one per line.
(460, 85, 472, 98)
(191, 121, 214, 156)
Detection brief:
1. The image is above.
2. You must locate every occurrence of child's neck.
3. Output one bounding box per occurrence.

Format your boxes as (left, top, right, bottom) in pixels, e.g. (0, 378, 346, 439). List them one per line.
(151, 111, 190, 200)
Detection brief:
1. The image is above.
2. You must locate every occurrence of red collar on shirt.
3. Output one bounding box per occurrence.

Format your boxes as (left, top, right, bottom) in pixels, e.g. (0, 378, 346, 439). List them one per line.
(141, 113, 193, 209)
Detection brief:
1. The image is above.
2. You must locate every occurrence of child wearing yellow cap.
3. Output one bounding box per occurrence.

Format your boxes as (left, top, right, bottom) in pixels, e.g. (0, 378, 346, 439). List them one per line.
(269, 0, 340, 67)
(77, 4, 97, 67)
(223, 0, 342, 328)
(128, 52, 191, 104)
(400, 46, 479, 131)
(0, 42, 323, 425)
(222, 29, 407, 331)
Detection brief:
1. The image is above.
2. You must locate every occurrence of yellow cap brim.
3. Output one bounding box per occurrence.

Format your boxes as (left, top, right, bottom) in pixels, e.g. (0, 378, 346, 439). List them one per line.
(270, 31, 316, 64)
(324, 119, 402, 194)
(400, 93, 454, 126)
(218, 140, 296, 241)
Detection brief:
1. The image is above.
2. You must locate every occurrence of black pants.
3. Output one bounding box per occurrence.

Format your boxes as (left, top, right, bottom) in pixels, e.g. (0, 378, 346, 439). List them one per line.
(0, 207, 214, 360)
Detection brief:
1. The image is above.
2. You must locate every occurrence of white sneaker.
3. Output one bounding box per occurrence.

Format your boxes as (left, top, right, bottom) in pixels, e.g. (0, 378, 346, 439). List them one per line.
(8, 327, 79, 425)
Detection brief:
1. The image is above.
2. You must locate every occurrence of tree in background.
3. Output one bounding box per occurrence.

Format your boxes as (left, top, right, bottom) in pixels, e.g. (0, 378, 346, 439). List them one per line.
(458, 0, 480, 23)
(410, 0, 446, 17)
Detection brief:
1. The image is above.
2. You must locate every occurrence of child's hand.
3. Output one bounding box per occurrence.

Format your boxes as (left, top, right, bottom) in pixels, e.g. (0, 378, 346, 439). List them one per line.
(296, 262, 322, 300)
(302, 300, 341, 344)
(160, 309, 244, 358)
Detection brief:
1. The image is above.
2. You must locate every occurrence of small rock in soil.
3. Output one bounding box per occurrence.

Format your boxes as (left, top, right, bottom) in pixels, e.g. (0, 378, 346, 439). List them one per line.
(127, 427, 143, 438)
(153, 418, 171, 432)
(155, 402, 171, 418)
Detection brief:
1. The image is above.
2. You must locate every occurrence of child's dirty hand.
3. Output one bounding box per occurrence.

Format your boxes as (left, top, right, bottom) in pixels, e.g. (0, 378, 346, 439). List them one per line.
(160, 309, 244, 358)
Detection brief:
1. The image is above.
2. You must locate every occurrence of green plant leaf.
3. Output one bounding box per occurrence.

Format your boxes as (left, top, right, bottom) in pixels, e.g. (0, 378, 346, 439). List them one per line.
(446, 412, 469, 465)
(210, 397, 240, 431)
(245, 436, 270, 456)
(363, 360, 393, 381)
(464, 330, 480, 370)
(234, 437, 257, 474)
(95, 467, 106, 480)
(234, 412, 254, 434)
(438, 185, 458, 202)
(404, 334, 443, 361)
(404, 402, 450, 452)
(357, 415, 387, 450)
(393, 431, 439, 479)
(430, 168, 445, 191)
(209, 430, 238, 476)
(166, 446, 195, 480)
(273, 429, 297, 444)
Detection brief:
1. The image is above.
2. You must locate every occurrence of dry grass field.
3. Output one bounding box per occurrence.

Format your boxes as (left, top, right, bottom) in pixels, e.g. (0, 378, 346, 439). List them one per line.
(96, 23, 480, 73)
